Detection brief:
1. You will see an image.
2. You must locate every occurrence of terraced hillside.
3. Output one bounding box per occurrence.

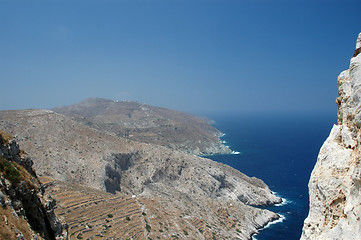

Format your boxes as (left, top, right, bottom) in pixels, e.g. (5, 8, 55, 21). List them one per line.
(40, 177, 145, 240)
(40, 177, 279, 239)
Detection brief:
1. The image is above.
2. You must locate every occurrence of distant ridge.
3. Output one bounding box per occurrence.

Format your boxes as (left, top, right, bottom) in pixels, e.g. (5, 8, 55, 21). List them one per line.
(52, 97, 231, 155)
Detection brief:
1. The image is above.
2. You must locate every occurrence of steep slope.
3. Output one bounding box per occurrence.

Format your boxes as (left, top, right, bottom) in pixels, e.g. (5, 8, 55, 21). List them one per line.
(52, 98, 231, 155)
(301, 33, 361, 239)
(0, 109, 281, 239)
(40, 177, 278, 240)
(0, 130, 67, 240)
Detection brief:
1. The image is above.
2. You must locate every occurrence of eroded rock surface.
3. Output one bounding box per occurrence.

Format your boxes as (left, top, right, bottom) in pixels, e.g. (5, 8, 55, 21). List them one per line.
(301, 32, 361, 240)
(0, 130, 67, 240)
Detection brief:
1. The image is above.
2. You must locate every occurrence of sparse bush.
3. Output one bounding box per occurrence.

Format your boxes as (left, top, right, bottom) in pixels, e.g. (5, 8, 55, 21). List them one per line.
(0, 130, 13, 144)
(146, 223, 151, 232)
(0, 157, 21, 184)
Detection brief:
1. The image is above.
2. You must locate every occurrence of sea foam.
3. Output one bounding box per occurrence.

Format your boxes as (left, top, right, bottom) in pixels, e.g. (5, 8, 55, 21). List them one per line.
(252, 214, 286, 240)
(271, 192, 291, 206)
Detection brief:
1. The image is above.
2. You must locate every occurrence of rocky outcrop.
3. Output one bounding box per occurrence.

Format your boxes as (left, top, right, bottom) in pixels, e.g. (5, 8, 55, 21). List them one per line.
(0, 108, 281, 239)
(52, 98, 232, 155)
(0, 130, 67, 240)
(301, 33, 361, 240)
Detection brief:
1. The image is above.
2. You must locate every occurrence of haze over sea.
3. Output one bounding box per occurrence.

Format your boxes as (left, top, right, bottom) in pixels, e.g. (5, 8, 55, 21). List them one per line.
(206, 112, 336, 240)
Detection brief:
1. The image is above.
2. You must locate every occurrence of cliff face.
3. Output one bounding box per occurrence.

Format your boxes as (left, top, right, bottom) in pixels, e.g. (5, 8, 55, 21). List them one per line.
(0, 130, 67, 240)
(301, 33, 361, 239)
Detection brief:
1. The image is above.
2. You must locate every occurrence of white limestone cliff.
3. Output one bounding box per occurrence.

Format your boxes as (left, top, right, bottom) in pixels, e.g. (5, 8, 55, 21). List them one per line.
(301, 32, 361, 240)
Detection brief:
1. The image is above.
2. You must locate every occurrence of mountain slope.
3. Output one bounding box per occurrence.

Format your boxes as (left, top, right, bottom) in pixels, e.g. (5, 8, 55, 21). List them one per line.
(0, 130, 67, 240)
(52, 98, 231, 155)
(0, 108, 281, 239)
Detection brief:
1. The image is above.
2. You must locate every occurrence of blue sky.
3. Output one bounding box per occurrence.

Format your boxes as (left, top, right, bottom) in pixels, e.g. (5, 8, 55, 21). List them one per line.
(1, 0, 361, 115)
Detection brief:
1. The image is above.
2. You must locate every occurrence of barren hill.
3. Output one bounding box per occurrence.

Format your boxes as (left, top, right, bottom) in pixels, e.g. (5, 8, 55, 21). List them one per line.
(0, 108, 281, 239)
(52, 98, 231, 155)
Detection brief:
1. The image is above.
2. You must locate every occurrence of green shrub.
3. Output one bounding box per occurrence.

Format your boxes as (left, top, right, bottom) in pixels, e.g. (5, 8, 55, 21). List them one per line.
(126, 216, 130, 221)
(107, 214, 113, 218)
(0, 157, 21, 184)
(146, 223, 151, 232)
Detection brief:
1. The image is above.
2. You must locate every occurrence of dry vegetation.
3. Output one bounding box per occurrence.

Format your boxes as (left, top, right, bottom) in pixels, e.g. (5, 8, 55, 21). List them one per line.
(40, 176, 274, 240)
(40, 177, 145, 239)
(52, 98, 231, 155)
(0, 129, 13, 144)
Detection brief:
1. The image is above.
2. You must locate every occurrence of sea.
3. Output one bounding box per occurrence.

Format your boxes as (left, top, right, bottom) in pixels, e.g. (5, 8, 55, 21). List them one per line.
(205, 112, 336, 240)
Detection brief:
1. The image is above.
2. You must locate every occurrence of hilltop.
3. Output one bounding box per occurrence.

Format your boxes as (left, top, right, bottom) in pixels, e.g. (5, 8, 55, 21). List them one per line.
(52, 98, 231, 155)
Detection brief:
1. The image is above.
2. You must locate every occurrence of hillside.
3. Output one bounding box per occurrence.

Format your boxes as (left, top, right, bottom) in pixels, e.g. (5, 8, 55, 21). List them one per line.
(39, 177, 278, 240)
(52, 98, 231, 155)
(0, 130, 67, 239)
(0, 108, 281, 239)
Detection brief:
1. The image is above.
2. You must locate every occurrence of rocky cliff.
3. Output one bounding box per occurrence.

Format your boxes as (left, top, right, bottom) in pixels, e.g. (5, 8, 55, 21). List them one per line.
(0, 108, 281, 239)
(301, 33, 361, 239)
(0, 130, 67, 240)
(52, 98, 231, 155)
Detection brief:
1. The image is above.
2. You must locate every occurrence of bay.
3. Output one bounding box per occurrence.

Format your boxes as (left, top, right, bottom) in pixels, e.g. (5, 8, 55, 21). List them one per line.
(205, 112, 336, 240)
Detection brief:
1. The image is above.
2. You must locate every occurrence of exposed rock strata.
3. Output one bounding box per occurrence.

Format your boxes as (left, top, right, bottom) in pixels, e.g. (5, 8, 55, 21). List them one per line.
(52, 98, 231, 155)
(301, 32, 361, 240)
(0, 108, 281, 239)
(0, 130, 67, 240)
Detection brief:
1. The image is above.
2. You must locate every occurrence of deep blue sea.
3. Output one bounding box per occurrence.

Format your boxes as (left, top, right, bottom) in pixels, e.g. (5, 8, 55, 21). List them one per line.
(205, 112, 336, 240)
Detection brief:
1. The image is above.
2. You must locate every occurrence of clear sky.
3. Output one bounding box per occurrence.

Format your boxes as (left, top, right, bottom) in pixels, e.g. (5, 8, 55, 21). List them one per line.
(1, 0, 361, 115)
